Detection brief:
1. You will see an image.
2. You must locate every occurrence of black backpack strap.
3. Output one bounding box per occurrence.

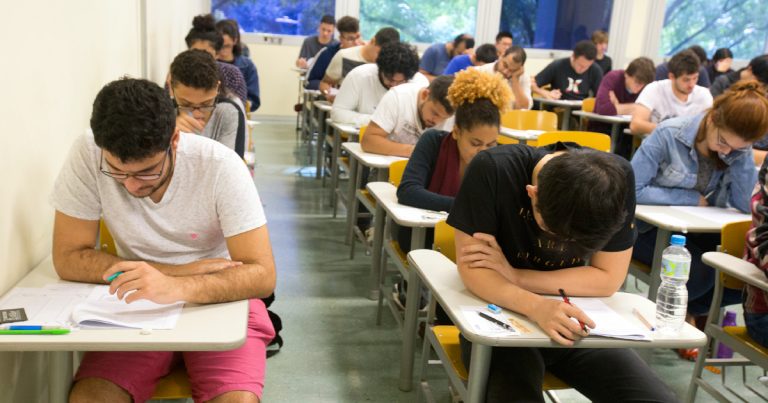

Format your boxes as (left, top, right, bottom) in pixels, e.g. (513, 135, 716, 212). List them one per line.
(216, 97, 246, 158)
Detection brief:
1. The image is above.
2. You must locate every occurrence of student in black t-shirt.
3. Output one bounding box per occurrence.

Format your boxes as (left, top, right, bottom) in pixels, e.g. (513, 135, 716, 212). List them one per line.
(533, 40, 604, 100)
(447, 144, 677, 402)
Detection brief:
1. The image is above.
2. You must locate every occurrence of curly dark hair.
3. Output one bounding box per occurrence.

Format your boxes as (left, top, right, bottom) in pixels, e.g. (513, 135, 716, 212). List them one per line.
(185, 14, 223, 51)
(668, 50, 700, 77)
(536, 149, 630, 257)
(170, 49, 220, 91)
(91, 78, 176, 162)
(376, 42, 419, 80)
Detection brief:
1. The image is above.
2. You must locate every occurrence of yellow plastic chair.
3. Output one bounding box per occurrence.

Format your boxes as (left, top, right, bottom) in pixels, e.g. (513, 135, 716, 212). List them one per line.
(577, 97, 596, 130)
(388, 159, 408, 187)
(536, 131, 611, 152)
(688, 220, 768, 402)
(98, 221, 192, 400)
(419, 221, 569, 402)
(499, 110, 559, 145)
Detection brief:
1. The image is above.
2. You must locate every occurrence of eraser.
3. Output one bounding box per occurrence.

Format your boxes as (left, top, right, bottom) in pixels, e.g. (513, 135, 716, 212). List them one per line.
(140, 328, 152, 335)
(487, 304, 502, 314)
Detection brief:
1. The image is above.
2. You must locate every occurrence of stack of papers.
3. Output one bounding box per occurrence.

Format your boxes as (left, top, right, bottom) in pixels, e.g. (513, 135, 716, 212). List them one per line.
(72, 286, 184, 329)
(569, 298, 651, 341)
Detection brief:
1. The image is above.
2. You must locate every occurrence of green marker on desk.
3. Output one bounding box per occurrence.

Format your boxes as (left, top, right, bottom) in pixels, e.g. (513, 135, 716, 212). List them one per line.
(0, 329, 70, 335)
(106, 271, 124, 282)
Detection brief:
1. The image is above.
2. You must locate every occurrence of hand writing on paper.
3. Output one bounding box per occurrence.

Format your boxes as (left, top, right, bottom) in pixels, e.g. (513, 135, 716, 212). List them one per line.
(104, 261, 182, 304)
(528, 297, 594, 346)
(460, 233, 516, 281)
(548, 89, 562, 100)
(176, 113, 205, 135)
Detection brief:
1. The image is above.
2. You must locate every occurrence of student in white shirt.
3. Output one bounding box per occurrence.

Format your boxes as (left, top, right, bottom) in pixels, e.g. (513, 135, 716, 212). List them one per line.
(362, 75, 455, 157)
(331, 42, 427, 127)
(474, 45, 532, 110)
(631, 50, 713, 134)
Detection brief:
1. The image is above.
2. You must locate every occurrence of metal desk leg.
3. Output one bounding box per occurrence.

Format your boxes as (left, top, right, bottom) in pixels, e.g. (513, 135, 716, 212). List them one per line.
(345, 157, 360, 248)
(315, 112, 326, 179)
(648, 228, 670, 301)
(466, 343, 492, 403)
(370, 203, 386, 301)
(610, 123, 621, 153)
(49, 351, 72, 403)
(561, 107, 572, 131)
(330, 128, 341, 216)
(398, 227, 426, 391)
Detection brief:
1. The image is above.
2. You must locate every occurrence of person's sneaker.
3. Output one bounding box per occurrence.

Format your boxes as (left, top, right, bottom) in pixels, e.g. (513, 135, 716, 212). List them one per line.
(676, 347, 699, 361)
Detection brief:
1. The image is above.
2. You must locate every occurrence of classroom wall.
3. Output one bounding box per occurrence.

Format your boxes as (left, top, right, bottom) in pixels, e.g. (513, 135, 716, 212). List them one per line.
(0, 1, 207, 400)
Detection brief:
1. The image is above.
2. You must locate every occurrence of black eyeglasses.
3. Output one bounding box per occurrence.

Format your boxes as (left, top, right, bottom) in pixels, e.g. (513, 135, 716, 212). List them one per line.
(173, 97, 217, 115)
(100, 147, 171, 181)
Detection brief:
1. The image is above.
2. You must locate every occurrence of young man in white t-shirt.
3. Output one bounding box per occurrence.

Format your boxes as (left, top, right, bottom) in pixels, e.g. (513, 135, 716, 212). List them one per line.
(474, 45, 532, 110)
(319, 27, 400, 102)
(362, 75, 455, 157)
(51, 78, 275, 403)
(631, 50, 713, 134)
(331, 42, 428, 127)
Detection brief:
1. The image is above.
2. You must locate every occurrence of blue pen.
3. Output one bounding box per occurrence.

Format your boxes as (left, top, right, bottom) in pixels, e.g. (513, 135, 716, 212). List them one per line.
(7, 325, 66, 330)
(106, 271, 124, 282)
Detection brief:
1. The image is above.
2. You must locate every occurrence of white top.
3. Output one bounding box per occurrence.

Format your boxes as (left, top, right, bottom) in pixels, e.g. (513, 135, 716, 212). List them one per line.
(499, 128, 544, 141)
(474, 62, 533, 109)
(331, 64, 429, 127)
(341, 142, 407, 168)
(51, 133, 266, 264)
(635, 79, 713, 124)
(408, 249, 707, 348)
(366, 181, 448, 227)
(326, 45, 365, 82)
(370, 82, 446, 145)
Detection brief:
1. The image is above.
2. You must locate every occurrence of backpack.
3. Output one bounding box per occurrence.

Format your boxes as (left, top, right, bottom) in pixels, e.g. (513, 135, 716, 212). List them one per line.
(261, 293, 283, 357)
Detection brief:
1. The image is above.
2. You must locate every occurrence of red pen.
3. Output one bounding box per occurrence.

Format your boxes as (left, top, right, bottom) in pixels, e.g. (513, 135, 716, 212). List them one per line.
(558, 288, 588, 333)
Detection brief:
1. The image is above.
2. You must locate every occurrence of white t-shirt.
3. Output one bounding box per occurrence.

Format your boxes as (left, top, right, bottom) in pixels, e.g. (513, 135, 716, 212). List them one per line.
(51, 133, 266, 264)
(473, 62, 533, 110)
(326, 46, 365, 82)
(370, 82, 440, 145)
(636, 79, 713, 124)
(331, 63, 429, 127)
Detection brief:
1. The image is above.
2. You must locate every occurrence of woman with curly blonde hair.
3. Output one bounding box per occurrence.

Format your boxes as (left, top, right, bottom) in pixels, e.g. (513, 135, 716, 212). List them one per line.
(395, 68, 511, 251)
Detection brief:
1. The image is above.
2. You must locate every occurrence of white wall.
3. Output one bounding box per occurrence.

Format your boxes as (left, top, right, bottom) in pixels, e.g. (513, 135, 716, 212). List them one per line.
(0, 1, 207, 400)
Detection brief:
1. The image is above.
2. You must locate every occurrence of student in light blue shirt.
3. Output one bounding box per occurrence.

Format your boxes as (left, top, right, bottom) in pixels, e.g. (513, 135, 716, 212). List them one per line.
(442, 44, 498, 75)
(419, 34, 474, 81)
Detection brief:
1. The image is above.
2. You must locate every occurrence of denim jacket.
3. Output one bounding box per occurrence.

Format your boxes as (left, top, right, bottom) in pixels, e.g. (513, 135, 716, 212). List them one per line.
(631, 113, 756, 214)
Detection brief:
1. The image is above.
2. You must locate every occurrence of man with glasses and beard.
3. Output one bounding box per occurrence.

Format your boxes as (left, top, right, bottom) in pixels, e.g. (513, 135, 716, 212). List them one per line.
(170, 49, 246, 157)
(51, 78, 276, 403)
(331, 42, 427, 127)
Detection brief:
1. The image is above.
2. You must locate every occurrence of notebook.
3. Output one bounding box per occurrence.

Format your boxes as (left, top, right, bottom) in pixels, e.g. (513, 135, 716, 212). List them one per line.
(71, 286, 184, 329)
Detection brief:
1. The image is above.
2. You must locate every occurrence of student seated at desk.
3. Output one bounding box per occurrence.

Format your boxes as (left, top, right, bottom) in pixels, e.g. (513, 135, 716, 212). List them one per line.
(331, 42, 426, 127)
(532, 40, 603, 101)
(442, 43, 498, 75)
(296, 14, 337, 69)
(396, 69, 511, 251)
(473, 45, 532, 110)
(630, 50, 713, 135)
(215, 18, 261, 111)
(362, 75, 454, 158)
(419, 34, 474, 81)
(448, 137, 677, 402)
(744, 157, 768, 347)
(656, 45, 711, 88)
(51, 78, 276, 403)
(631, 82, 768, 357)
(170, 49, 245, 157)
(305, 16, 361, 90)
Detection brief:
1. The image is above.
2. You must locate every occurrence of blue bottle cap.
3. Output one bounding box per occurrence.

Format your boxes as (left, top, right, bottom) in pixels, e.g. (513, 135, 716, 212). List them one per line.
(670, 234, 686, 246)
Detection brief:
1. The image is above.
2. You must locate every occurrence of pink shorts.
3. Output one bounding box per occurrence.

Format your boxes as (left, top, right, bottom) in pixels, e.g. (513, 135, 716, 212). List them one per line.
(74, 299, 275, 403)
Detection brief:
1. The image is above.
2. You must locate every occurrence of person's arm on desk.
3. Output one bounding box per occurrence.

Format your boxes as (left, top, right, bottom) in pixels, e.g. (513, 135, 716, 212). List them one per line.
(455, 229, 593, 345)
(361, 122, 414, 157)
(630, 104, 656, 135)
(509, 71, 531, 110)
(631, 130, 702, 206)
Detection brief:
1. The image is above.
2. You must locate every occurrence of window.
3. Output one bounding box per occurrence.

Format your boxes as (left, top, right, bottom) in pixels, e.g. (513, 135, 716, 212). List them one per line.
(499, 0, 613, 50)
(660, 0, 768, 59)
(212, 0, 336, 35)
(358, 0, 477, 44)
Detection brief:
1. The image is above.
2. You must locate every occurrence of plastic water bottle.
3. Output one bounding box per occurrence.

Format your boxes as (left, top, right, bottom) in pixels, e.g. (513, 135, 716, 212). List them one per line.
(655, 235, 691, 335)
(716, 311, 737, 358)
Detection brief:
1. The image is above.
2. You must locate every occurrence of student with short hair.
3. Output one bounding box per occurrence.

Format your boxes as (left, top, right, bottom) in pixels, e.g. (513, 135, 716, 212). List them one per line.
(448, 109, 677, 402)
(474, 45, 532, 110)
(442, 44, 498, 75)
(710, 54, 768, 97)
(319, 27, 400, 101)
(330, 42, 426, 127)
(706, 48, 734, 83)
(216, 19, 261, 111)
(296, 14, 337, 69)
(631, 82, 768, 357)
(362, 75, 455, 158)
(419, 34, 475, 81)
(494, 31, 513, 57)
(532, 40, 603, 100)
(52, 78, 276, 403)
(656, 45, 711, 87)
(591, 30, 612, 73)
(631, 50, 713, 135)
(170, 49, 246, 157)
(305, 16, 360, 90)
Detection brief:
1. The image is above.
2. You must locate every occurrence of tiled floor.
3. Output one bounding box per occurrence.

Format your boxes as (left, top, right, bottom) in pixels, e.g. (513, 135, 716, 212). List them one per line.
(247, 119, 766, 403)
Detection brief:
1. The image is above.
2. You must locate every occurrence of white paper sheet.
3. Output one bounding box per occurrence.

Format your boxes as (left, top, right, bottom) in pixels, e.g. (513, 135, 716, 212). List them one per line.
(0, 284, 96, 327)
(71, 286, 184, 329)
(568, 298, 651, 341)
(669, 206, 750, 227)
(461, 306, 520, 337)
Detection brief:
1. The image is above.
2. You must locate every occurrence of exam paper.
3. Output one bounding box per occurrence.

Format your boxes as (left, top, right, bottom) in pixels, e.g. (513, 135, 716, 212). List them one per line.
(568, 298, 651, 341)
(71, 286, 184, 329)
(461, 306, 520, 337)
(669, 206, 750, 227)
(0, 283, 96, 327)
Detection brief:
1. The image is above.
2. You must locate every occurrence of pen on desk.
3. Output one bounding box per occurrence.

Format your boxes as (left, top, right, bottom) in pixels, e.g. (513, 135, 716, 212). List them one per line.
(5, 325, 67, 331)
(632, 308, 655, 331)
(477, 311, 515, 332)
(106, 271, 124, 282)
(0, 329, 70, 335)
(558, 288, 588, 333)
